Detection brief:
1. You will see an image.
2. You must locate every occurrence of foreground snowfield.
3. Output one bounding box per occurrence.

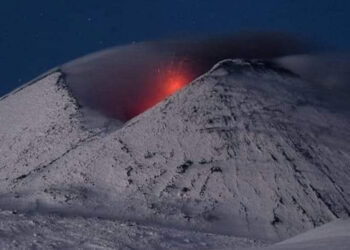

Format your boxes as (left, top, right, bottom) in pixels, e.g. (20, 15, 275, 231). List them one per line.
(0, 208, 348, 249)
(0, 209, 266, 250)
(249, 219, 350, 250)
(0, 59, 349, 249)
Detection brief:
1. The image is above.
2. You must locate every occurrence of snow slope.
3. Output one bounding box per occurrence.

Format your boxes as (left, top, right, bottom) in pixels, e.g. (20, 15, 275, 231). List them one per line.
(0, 209, 265, 250)
(246, 219, 350, 250)
(0, 208, 347, 250)
(0, 59, 349, 247)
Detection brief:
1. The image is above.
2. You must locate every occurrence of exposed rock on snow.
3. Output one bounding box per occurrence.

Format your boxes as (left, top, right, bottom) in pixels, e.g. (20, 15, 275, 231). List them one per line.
(0, 59, 349, 247)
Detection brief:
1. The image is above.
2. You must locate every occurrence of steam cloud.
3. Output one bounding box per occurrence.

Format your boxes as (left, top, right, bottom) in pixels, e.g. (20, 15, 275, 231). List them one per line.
(60, 33, 349, 122)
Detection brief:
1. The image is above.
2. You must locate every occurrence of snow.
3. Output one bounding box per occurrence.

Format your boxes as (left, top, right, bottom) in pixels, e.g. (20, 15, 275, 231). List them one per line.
(0, 59, 349, 248)
(246, 219, 350, 250)
(0, 209, 265, 250)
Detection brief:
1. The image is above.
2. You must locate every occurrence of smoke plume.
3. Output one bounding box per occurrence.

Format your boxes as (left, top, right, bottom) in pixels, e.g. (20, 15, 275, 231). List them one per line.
(61, 33, 349, 122)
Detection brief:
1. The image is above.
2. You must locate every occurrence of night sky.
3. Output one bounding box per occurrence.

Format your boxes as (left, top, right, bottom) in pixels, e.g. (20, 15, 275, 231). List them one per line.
(0, 0, 349, 96)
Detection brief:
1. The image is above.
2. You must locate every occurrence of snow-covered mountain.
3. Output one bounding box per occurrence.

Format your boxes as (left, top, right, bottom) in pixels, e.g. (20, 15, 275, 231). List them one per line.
(0, 59, 349, 248)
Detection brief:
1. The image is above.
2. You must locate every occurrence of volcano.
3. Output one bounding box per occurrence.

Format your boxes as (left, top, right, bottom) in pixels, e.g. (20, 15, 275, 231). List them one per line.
(0, 58, 349, 249)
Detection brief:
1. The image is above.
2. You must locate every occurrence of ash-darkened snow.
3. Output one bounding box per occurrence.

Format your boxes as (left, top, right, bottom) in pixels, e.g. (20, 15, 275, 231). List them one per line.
(0, 57, 349, 249)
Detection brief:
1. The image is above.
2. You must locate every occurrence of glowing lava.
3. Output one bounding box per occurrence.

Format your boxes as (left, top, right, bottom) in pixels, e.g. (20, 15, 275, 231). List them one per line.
(129, 63, 193, 118)
(163, 70, 189, 96)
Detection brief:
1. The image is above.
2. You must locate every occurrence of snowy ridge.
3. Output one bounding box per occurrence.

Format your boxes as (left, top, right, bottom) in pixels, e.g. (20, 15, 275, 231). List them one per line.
(0, 59, 349, 247)
(0, 67, 59, 102)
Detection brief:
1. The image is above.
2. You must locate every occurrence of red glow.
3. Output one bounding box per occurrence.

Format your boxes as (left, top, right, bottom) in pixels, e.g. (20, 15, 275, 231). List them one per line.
(128, 62, 193, 118)
(163, 70, 188, 96)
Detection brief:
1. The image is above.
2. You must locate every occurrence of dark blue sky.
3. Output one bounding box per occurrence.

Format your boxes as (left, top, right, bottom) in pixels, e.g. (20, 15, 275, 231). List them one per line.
(0, 0, 349, 96)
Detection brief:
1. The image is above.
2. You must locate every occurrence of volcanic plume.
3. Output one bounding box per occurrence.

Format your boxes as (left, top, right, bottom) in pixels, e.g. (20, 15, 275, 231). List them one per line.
(61, 33, 312, 121)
